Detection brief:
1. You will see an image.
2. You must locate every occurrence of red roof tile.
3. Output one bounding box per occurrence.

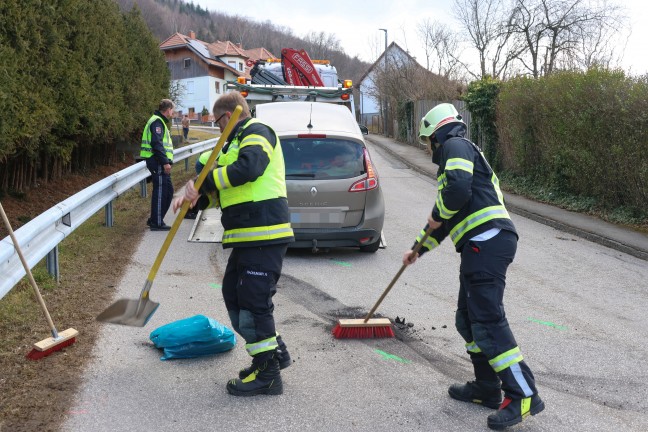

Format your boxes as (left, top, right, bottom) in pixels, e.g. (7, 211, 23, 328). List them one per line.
(159, 32, 273, 79)
(160, 32, 189, 49)
(208, 40, 248, 57)
(244, 47, 275, 62)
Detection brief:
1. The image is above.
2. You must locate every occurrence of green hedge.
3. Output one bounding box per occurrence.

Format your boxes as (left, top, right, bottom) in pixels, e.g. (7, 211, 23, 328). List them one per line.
(463, 78, 501, 169)
(496, 69, 648, 215)
(0, 0, 169, 192)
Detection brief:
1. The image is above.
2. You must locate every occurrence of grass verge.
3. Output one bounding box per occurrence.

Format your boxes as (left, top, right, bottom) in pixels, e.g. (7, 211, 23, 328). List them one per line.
(0, 157, 199, 432)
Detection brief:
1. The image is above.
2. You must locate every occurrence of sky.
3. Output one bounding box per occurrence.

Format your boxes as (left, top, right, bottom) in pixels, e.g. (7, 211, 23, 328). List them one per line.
(192, 0, 648, 76)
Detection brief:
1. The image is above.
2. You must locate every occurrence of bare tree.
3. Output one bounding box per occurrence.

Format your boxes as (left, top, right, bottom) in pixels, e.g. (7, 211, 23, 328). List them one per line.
(452, 0, 523, 79)
(509, 0, 627, 76)
(367, 47, 459, 129)
(508, 0, 545, 77)
(416, 19, 464, 80)
(303, 31, 342, 59)
(572, 14, 628, 70)
(450, 0, 627, 79)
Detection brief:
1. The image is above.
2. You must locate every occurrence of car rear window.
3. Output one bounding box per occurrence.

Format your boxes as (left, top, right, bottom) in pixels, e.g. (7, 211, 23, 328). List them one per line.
(281, 138, 365, 179)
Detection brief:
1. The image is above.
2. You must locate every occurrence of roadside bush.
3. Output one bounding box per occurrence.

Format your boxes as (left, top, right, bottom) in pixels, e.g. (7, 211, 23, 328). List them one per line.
(497, 69, 648, 214)
(0, 0, 169, 193)
(463, 78, 501, 168)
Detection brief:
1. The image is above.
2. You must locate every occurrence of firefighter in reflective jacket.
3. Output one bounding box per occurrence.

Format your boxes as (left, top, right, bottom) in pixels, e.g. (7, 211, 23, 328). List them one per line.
(173, 92, 293, 397)
(402, 103, 544, 430)
(141, 98, 175, 231)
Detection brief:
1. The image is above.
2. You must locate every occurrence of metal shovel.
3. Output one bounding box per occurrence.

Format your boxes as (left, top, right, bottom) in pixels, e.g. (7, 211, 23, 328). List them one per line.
(96, 105, 243, 327)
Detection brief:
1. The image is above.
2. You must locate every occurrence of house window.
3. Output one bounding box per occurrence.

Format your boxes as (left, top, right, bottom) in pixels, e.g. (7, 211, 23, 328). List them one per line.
(215, 81, 220, 93)
(238, 62, 243, 71)
(228, 60, 236, 69)
(184, 58, 191, 68)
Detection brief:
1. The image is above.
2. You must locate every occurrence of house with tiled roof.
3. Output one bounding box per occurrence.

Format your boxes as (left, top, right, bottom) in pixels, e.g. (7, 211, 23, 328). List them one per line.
(244, 47, 275, 63)
(357, 42, 419, 132)
(357, 42, 456, 135)
(160, 31, 275, 120)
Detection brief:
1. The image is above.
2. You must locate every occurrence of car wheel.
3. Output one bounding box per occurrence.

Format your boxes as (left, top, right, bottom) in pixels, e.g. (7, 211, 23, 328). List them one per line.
(360, 238, 380, 253)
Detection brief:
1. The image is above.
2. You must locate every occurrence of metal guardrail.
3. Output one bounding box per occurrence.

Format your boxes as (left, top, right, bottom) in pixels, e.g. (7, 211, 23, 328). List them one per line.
(0, 139, 218, 299)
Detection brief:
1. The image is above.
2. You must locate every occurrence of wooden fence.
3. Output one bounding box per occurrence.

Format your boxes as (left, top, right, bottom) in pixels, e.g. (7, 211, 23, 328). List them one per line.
(405, 100, 475, 148)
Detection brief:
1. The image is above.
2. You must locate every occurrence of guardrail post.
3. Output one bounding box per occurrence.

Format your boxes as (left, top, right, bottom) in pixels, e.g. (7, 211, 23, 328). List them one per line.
(46, 246, 60, 282)
(140, 179, 147, 198)
(104, 201, 114, 227)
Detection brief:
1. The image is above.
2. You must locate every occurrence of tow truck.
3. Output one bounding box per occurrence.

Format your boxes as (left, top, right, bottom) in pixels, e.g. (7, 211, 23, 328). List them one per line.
(226, 48, 356, 116)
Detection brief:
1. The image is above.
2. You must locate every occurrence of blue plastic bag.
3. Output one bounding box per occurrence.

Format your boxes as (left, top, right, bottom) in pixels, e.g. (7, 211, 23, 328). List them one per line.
(159, 339, 236, 360)
(149, 315, 236, 361)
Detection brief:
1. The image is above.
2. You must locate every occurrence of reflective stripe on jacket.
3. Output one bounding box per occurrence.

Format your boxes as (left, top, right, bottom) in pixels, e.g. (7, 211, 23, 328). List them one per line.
(140, 114, 173, 162)
(209, 118, 294, 248)
(416, 125, 516, 253)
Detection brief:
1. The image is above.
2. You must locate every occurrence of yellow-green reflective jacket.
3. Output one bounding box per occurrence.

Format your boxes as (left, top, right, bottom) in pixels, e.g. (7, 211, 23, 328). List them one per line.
(140, 114, 173, 162)
(209, 118, 293, 248)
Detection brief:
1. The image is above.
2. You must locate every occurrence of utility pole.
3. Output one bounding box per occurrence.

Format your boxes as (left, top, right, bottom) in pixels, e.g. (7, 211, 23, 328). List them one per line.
(379, 28, 388, 137)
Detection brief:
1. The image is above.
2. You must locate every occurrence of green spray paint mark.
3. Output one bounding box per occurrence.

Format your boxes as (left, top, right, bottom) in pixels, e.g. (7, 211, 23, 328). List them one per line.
(527, 317, 567, 331)
(330, 259, 352, 267)
(209, 283, 222, 289)
(374, 349, 411, 364)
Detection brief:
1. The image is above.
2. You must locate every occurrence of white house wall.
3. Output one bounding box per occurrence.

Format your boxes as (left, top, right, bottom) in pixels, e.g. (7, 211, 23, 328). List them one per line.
(359, 73, 380, 116)
(175, 76, 228, 116)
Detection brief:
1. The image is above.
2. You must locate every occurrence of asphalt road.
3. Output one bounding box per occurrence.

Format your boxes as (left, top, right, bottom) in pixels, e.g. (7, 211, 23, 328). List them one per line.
(62, 138, 648, 431)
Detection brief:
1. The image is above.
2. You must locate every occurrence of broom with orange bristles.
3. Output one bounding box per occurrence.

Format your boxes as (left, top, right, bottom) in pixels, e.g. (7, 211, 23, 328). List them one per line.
(0, 202, 78, 360)
(332, 225, 434, 339)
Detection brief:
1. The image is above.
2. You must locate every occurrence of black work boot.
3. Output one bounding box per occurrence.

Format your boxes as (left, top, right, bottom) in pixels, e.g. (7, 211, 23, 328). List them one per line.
(238, 336, 291, 379)
(227, 353, 283, 396)
(487, 394, 545, 430)
(448, 381, 502, 409)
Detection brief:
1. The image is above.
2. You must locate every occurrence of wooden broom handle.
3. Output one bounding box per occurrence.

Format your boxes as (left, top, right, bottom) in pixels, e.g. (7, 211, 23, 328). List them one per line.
(363, 225, 434, 322)
(0, 202, 59, 337)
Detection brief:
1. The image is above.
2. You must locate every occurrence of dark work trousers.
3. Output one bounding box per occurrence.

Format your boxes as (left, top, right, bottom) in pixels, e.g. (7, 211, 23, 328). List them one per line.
(455, 229, 537, 400)
(222, 244, 288, 354)
(146, 159, 173, 227)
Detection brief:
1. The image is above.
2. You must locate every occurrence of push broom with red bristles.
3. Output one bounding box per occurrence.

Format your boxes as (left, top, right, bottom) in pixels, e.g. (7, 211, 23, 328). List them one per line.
(332, 225, 435, 339)
(0, 202, 78, 360)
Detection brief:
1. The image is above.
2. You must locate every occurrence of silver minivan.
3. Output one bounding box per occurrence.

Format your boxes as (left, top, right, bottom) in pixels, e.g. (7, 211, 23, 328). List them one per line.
(255, 102, 385, 252)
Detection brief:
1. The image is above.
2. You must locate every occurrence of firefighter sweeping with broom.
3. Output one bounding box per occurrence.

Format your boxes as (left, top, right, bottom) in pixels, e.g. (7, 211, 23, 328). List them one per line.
(173, 92, 293, 396)
(402, 103, 544, 430)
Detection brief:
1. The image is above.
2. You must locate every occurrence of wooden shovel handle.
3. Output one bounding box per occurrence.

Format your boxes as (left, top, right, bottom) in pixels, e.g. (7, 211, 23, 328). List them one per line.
(143, 105, 243, 288)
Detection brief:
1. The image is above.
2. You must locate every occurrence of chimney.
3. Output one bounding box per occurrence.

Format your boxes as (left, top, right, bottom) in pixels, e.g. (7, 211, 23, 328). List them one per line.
(189, 31, 196, 39)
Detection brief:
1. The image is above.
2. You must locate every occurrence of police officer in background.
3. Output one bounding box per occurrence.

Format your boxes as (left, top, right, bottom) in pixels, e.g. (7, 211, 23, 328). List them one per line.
(141, 99, 175, 231)
(173, 92, 293, 396)
(402, 103, 544, 430)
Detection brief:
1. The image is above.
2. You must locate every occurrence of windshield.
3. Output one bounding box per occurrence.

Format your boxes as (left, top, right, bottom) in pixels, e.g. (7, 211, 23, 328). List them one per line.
(281, 138, 365, 179)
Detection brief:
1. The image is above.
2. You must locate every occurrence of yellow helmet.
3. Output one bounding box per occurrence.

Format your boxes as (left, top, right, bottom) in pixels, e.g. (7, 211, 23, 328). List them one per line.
(418, 103, 464, 145)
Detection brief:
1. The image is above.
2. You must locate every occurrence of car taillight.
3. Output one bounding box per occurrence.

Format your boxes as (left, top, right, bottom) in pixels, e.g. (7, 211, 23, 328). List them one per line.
(349, 148, 379, 192)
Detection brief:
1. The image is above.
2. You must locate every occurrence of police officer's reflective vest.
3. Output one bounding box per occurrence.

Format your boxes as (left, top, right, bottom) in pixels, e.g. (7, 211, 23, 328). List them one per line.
(198, 150, 212, 167)
(140, 115, 173, 162)
(212, 119, 293, 245)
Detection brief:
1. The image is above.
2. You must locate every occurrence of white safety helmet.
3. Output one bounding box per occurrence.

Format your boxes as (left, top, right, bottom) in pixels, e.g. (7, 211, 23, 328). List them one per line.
(418, 103, 464, 145)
